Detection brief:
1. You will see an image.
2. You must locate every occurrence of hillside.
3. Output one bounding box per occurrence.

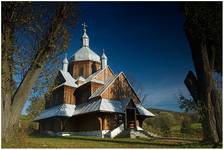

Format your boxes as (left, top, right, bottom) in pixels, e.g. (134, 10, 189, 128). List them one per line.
(143, 108, 202, 139)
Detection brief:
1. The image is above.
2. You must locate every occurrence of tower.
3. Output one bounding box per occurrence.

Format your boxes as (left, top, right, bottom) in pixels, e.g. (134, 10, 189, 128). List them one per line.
(69, 23, 101, 78)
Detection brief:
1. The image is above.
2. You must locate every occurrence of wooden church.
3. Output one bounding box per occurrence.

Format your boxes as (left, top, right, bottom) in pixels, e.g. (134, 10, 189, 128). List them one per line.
(34, 23, 155, 138)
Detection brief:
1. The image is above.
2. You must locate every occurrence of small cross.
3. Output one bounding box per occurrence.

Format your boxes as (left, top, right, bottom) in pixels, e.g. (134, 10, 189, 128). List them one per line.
(82, 22, 88, 31)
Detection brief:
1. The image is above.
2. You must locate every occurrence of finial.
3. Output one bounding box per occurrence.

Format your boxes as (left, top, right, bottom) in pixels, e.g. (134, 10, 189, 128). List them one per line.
(63, 53, 68, 64)
(101, 49, 107, 69)
(101, 49, 107, 59)
(82, 22, 88, 32)
(63, 53, 68, 72)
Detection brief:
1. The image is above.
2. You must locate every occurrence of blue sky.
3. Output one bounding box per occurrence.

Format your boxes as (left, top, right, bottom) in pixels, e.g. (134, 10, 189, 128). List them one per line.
(22, 2, 194, 114)
(68, 2, 194, 111)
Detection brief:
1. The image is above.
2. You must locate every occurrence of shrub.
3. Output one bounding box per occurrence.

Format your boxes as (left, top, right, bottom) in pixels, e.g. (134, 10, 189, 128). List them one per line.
(180, 117, 192, 134)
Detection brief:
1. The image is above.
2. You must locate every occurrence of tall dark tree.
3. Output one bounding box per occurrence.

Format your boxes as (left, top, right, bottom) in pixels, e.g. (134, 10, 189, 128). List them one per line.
(2, 2, 78, 141)
(183, 2, 222, 144)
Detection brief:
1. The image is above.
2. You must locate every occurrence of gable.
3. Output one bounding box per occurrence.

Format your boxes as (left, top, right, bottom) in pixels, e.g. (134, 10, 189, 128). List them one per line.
(100, 72, 140, 103)
(53, 70, 78, 91)
(126, 99, 136, 109)
(93, 66, 114, 82)
(53, 71, 66, 88)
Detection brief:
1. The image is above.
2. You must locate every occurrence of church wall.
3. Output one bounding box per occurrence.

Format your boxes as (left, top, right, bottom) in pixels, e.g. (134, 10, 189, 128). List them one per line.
(94, 67, 114, 82)
(64, 86, 76, 104)
(91, 82, 103, 94)
(103, 113, 123, 130)
(75, 82, 92, 105)
(46, 86, 64, 108)
(101, 74, 139, 103)
(69, 60, 101, 79)
(68, 113, 101, 131)
(38, 114, 143, 133)
(39, 118, 63, 132)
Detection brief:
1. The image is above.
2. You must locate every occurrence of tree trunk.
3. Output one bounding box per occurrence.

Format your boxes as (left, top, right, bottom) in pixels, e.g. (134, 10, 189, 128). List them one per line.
(2, 24, 15, 140)
(184, 71, 218, 142)
(2, 4, 71, 141)
(185, 23, 220, 143)
(211, 86, 222, 141)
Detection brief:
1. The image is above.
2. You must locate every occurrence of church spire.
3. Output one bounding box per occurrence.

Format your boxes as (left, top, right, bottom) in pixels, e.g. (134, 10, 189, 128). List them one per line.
(82, 22, 89, 47)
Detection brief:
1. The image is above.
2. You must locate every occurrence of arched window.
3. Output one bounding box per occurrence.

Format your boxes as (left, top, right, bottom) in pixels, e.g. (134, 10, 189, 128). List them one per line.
(91, 62, 97, 74)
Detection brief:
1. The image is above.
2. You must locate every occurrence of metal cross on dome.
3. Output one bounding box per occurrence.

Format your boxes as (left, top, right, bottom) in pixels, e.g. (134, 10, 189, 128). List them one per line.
(82, 22, 88, 31)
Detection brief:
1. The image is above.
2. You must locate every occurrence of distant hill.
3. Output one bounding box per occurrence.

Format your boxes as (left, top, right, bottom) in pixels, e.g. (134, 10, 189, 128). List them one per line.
(148, 108, 197, 117)
(143, 108, 202, 138)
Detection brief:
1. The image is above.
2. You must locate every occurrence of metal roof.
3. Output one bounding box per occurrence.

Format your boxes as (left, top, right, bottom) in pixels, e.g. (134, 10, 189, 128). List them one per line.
(60, 70, 78, 88)
(89, 74, 118, 99)
(136, 104, 155, 117)
(84, 67, 105, 83)
(34, 99, 154, 121)
(73, 99, 154, 117)
(76, 76, 86, 82)
(73, 47, 101, 62)
(33, 104, 76, 121)
(73, 100, 101, 116)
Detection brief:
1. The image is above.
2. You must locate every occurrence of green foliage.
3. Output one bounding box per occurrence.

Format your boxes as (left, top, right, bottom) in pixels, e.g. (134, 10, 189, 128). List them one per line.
(19, 95, 45, 136)
(159, 112, 175, 136)
(181, 117, 192, 134)
(26, 96, 45, 121)
(160, 119, 171, 136)
(144, 108, 203, 139)
(178, 95, 196, 112)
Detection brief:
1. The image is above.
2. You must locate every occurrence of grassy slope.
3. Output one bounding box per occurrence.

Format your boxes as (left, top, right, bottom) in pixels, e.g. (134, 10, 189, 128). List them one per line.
(2, 135, 219, 148)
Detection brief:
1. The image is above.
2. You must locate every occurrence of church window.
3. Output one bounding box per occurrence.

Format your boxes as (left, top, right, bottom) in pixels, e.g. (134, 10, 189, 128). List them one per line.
(91, 62, 97, 74)
(79, 67, 84, 76)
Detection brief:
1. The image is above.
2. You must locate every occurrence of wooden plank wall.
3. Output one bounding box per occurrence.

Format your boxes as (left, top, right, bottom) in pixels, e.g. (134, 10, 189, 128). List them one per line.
(101, 73, 139, 103)
(69, 60, 101, 79)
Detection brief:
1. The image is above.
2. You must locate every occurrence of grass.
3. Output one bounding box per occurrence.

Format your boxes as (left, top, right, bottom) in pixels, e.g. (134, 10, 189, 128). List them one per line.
(169, 123, 203, 139)
(2, 135, 221, 148)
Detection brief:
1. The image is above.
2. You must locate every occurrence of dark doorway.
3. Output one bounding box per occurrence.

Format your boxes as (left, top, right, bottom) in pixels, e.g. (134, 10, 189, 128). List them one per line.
(126, 108, 137, 129)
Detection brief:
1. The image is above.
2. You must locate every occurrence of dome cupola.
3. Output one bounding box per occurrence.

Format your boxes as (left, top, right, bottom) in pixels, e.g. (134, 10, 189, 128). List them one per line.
(73, 23, 100, 62)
